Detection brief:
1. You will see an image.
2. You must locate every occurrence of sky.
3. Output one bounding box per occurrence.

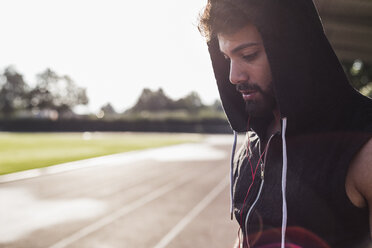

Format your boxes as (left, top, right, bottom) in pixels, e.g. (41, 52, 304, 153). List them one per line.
(0, 0, 219, 113)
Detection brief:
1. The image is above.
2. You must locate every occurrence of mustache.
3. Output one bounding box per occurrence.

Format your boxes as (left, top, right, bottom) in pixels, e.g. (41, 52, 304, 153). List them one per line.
(236, 83, 263, 93)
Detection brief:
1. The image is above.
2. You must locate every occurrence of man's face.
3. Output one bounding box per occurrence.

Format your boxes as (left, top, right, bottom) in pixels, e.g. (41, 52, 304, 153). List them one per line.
(218, 23, 276, 118)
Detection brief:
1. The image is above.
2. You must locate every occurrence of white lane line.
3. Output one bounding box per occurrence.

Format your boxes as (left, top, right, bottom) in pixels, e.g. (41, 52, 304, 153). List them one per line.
(153, 176, 229, 248)
(49, 175, 195, 248)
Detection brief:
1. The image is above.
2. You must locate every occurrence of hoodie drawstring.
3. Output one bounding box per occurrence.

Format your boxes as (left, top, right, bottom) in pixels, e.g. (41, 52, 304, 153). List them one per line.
(281, 117, 288, 248)
(230, 131, 238, 220)
(231, 118, 288, 248)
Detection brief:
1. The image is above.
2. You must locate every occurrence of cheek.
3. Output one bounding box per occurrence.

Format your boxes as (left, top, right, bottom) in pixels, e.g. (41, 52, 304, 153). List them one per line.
(264, 68, 272, 86)
(253, 65, 272, 88)
(261, 63, 273, 89)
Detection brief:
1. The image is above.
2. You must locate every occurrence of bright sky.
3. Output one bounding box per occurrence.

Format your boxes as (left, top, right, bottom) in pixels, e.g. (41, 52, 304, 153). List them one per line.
(0, 0, 218, 113)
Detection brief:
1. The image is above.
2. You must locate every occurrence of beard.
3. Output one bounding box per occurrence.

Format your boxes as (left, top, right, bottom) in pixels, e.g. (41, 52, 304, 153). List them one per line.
(236, 82, 277, 119)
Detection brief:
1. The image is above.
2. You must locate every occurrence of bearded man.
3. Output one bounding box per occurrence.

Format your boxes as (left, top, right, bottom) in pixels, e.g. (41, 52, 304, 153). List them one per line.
(198, 0, 372, 247)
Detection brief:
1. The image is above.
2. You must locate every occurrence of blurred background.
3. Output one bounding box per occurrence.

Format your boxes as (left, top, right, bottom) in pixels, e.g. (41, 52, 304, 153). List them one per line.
(0, 0, 371, 247)
(0, 0, 227, 134)
(0, 0, 371, 132)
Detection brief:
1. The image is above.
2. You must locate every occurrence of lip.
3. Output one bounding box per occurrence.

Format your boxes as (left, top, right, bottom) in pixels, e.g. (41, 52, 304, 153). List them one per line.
(240, 90, 258, 101)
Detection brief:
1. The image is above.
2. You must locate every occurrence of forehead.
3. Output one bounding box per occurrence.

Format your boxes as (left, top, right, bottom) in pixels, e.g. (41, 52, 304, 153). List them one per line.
(217, 23, 263, 54)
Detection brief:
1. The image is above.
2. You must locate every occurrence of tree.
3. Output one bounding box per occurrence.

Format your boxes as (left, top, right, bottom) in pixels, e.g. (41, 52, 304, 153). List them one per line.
(173, 91, 204, 112)
(0, 66, 29, 116)
(100, 103, 117, 116)
(127, 88, 210, 114)
(211, 99, 224, 112)
(28, 68, 89, 116)
(130, 88, 173, 112)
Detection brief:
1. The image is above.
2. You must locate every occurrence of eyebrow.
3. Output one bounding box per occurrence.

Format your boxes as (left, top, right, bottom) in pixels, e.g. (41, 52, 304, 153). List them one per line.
(231, 42, 260, 54)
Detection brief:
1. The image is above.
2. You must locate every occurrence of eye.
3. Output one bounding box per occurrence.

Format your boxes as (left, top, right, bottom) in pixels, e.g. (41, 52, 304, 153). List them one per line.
(242, 52, 258, 62)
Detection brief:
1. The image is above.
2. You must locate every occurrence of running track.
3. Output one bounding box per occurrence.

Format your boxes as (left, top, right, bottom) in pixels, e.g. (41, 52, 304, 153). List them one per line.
(0, 134, 238, 248)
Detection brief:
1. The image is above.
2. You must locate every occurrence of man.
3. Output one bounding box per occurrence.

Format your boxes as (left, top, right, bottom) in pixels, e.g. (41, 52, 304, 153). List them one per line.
(198, 0, 372, 247)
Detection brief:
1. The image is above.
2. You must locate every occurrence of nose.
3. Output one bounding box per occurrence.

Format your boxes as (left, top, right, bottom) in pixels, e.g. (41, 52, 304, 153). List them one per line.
(229, 60, 248, 85)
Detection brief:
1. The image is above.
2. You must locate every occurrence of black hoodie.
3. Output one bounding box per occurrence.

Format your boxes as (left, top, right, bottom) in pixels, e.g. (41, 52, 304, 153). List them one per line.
(206, 0, 372, 247)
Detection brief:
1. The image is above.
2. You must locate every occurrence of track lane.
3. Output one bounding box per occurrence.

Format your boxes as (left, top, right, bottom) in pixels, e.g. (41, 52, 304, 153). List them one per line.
(0, 134, 238, 248)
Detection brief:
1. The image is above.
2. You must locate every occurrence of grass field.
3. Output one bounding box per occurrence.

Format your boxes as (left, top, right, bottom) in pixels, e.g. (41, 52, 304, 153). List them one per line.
(0, 132, 202, 175)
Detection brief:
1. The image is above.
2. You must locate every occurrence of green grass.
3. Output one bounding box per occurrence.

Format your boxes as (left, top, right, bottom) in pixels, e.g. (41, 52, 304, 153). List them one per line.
(0, 132, 202, 175)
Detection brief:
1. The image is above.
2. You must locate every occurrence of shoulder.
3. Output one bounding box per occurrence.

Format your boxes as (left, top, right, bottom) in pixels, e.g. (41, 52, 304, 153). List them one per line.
(346, 137, 372, 208)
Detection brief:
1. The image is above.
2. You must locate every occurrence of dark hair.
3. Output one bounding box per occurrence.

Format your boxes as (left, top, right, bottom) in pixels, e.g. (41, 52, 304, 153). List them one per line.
(198, 0, 250, 41)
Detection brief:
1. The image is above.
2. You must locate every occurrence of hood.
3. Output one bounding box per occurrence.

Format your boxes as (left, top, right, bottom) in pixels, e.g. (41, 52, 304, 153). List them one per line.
(207, 0, 372, 135)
